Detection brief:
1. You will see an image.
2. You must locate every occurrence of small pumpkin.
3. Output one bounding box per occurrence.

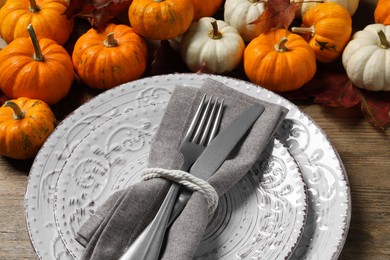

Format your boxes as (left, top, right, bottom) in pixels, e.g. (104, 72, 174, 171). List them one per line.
(294, 0, 359, 18)
(0, 24, 74, 105)
(374, 0, 390, 25)
(342, 23, 390, 91)
(72, 23, 148, 89)
(192, 0, 223, 21)
(244, 29, 316, 92)
(180, 18, 245, 74)
(291, 2, 352, 63)
(129, 0, 194, 40)
(0, 97, 56, 160)
(0, 0, 74, 45)
(224, 0, 266, 42)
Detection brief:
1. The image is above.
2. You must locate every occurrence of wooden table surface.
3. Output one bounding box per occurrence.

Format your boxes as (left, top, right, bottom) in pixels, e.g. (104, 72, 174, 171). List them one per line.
(1, 0, 389, 259)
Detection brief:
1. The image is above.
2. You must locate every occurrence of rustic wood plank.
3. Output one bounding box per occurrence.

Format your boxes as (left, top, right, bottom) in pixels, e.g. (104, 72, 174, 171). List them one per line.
(299, 105, 390, 260)
(0, 159, 36, 259)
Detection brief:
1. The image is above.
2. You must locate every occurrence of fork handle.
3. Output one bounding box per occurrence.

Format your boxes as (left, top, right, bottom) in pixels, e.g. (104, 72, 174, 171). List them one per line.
(168, 187, 193, 226)
(119, 183, 180, 260)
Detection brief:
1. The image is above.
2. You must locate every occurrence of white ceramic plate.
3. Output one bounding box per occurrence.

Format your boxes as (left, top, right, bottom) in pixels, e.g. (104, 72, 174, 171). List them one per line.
(53, 104, 306, 259)
(25, 73, 350, 260)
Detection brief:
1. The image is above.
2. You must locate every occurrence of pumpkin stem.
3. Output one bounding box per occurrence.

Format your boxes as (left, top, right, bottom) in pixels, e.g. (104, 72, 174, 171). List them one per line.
(377, 30, 390, 49)
(27, 24, 45, 62)
(209, 20, 222, 40)
(291, 25, 316, 37)
(5, 101, 25, 120)
(29, 0, 40, 13)
(294, 0, 324, 4)
(275, 37, 289, 52)
(104, 33, 118, 48)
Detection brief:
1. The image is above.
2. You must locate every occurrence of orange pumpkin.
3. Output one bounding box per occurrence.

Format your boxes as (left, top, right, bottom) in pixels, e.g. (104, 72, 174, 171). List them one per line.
(0, 0, 74, 45)
(375, 0, 390, 25)
(72, 23, 148, 89)
(191, 0, 223, 21)
(0, 25, 74, 105)
(128, 0, 194, 40)
(244, 29, 316, 92)
(0, 97, 56, 160)
(291, 2, 352, 63)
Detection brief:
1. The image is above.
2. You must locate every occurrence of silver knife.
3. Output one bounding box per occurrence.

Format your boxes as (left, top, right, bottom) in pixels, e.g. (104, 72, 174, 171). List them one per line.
(119, 104, 265, 260)
(168, 104, 265, 223)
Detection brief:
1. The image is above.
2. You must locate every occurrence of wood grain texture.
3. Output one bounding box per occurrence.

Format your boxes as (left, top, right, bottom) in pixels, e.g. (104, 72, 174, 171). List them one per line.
(0, 158, 35, 259)
(299, 105, 390, 260)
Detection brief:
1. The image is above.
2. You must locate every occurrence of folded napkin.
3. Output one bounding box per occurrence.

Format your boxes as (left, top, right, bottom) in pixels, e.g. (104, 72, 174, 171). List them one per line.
(75, 77, 288, 260)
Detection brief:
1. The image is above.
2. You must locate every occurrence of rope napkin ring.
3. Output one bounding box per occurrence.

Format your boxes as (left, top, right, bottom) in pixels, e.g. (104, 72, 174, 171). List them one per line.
(142, 167, 219, 214)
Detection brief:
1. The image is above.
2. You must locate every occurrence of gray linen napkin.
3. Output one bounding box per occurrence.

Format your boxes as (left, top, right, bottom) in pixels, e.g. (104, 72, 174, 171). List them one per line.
(75, 78, 288, 260)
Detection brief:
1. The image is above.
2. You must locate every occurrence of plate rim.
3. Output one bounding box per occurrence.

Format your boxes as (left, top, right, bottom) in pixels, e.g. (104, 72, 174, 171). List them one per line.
(24, 73, 351, 260)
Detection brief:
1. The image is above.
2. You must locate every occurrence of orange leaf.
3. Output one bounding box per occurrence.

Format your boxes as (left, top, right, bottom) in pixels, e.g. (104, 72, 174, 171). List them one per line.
(251, 0, 298, 34)
(283, 64, 390, 130)
(65, 0, 132, 30)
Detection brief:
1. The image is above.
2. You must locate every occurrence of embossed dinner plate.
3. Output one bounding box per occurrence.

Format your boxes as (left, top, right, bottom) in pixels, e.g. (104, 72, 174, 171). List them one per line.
(25, 73, 350, 260)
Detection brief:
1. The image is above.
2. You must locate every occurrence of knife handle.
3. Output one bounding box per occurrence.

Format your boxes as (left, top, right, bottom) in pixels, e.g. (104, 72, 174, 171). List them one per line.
(119, 183, 180, 260)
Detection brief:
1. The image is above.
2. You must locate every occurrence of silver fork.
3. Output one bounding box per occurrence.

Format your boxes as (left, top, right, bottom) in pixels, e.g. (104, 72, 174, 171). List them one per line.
(119, 94, 224, 260)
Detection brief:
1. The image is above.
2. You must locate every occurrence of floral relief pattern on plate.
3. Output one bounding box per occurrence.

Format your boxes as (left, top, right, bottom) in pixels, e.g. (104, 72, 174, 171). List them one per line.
(194, 140, 306, 259)
(25, 73, 350, 260)
(52, 103, 306, 260)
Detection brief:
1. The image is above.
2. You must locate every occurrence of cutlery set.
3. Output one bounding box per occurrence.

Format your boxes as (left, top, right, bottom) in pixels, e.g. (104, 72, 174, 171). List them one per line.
(120, 94, 264, 260)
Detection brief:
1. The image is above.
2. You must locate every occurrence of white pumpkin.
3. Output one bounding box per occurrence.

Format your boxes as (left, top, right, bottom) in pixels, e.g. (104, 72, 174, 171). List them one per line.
(180, 17, 245, 74)
(342, 23, 390, 91)
(294, 0, 359, 18)
(224, 0, 266, 42)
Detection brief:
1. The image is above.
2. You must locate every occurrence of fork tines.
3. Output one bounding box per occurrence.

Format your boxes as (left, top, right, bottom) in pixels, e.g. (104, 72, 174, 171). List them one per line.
(190, 94, 224, 146)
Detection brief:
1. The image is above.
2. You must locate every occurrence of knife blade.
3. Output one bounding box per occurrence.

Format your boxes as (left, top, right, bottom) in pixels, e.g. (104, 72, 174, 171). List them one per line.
(119, 104, 264, 260)
(168, 104, 265, 224)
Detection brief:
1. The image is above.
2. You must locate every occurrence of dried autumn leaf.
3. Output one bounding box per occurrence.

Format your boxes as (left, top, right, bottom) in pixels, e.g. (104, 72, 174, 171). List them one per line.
(51, 81, 96, 121)
(359, 90, 390, 131)
(65, 0, 132, 30)
(149, 40, 189, 76)
(284, 69, 361, 107)
(251, 0, 297, 34)
(283, 65, 390, 130)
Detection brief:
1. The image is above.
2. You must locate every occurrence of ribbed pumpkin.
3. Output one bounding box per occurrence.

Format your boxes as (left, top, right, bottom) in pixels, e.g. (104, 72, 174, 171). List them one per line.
(0, 97, 56, 160)
(180, 18, 245, 74)
(342, 23, 390, 91)
(291, 2, 352, 63)
(0, 0, 74, 45)
(0, 25, 74, 105)
(72, 23, 148, 89)
(244, 29, 316, 92)
(375, 0, 390, 25)
(129, 0, 194, 40)
(192, 0, 223, 21)
(294, 0, 359, 18)
(224, 0, 266, 42)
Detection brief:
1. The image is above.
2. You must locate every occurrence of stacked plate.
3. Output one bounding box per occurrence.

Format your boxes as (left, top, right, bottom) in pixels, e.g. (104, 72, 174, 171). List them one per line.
(25, 74, 351, 259)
